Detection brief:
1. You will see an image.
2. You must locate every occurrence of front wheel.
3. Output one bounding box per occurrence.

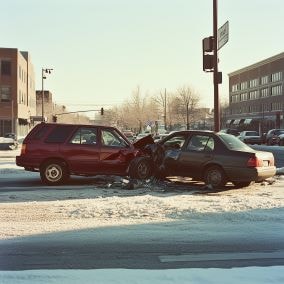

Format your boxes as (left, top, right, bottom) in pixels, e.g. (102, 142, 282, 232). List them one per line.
(40, 160, 69, 185)
(203, 165, 227, 189)
(128, 157, 153, 179)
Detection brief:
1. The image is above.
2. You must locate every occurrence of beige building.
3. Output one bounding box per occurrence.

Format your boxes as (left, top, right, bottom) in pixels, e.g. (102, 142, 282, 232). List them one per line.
(0, 48, 36, 137)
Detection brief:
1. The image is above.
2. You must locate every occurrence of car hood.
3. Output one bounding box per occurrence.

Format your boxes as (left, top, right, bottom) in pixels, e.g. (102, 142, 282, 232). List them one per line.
(132, 134, 154, 149)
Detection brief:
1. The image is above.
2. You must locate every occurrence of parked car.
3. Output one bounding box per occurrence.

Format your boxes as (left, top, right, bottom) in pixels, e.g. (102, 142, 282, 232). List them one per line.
(265, 129, 284, 145)
(219, 128, 240, 136)
(16, 123, 152, 185)
(238, 131, 263, 145)
(278, 133, 284, 146)
(0, 133, 18, 150)
(151, 130, 276, 188)
(122, 130, 135, 142)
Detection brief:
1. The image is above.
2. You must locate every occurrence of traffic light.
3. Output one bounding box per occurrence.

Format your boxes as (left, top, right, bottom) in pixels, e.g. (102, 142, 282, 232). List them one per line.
(202, 36, 214, 72)
(52, 115, 57, 122)
(100, 107, 104, 115)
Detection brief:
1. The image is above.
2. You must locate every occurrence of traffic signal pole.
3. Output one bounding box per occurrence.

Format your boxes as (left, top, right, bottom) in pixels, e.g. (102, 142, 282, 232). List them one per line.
(213, 0, 220, 132)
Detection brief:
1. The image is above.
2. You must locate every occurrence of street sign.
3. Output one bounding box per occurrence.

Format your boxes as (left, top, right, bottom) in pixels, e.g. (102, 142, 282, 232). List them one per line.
(218, 21, 229, 50)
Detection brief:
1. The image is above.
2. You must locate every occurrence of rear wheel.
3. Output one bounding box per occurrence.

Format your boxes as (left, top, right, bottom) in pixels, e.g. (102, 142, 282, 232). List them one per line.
(128, 157, 153, 179)
(40, 160, 69, 185)
(203, 165, 227, 188)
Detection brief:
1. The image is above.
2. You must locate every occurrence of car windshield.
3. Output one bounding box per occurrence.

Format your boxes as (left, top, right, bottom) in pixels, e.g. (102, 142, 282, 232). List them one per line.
(246, 131, 258, 136)
(218, 133, 253, 151)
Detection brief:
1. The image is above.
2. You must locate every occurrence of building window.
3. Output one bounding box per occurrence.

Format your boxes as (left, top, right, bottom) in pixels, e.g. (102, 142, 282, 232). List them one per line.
(271, 102, 282, 111)
(271, 85, 282, 96)
(231, 94, 240, 103)
(1, 60, 11, 76)
(231, 84, 239, 92)
(249, 90, 259, 100)
(240, 92, 248, 101)
(271, 72, 282, 82)
(249, 78, 259, 88)
(0, 86, 11, 102)
(261, 75, 268, 85)
(240, 81, 248, 90)
(260, 88, 269, 98)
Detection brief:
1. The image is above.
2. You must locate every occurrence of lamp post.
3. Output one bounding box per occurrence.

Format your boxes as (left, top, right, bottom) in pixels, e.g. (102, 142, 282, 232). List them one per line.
(41, 68, 53, 122)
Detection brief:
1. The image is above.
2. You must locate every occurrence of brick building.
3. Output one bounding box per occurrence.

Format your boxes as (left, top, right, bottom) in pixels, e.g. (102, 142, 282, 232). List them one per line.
(227, 52, 284, 134)
(0, 48, 36, 137)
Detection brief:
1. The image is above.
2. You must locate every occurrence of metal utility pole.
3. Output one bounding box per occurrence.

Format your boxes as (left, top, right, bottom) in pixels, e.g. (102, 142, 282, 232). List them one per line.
(164, 88, 167, 131)
(203, 0, 228, 132)
(213, 0, 220, 132)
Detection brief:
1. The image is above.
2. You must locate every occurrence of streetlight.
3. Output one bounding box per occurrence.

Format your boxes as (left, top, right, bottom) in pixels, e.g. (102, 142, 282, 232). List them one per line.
(41, 68, 53, 122)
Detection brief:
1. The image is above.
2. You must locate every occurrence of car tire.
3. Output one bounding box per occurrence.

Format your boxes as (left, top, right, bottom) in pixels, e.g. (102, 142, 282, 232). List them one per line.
(203, 165, 227, 188)
(40, 160, 69, 185)
(128, 157, 153, 179)
(233, 181, 252, 188)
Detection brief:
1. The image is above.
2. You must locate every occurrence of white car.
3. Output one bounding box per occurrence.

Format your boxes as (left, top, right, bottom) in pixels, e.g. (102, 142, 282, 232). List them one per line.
(238, 131, 263, 145)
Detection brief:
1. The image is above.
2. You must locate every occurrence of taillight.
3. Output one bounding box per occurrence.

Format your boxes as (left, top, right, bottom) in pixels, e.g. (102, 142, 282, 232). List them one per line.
(247, 156, 263, 167)
(20, 144, 27, 155)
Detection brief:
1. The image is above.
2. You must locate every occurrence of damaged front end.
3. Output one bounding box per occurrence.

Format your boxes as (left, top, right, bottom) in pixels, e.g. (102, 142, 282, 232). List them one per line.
(129, 134, 181, 179)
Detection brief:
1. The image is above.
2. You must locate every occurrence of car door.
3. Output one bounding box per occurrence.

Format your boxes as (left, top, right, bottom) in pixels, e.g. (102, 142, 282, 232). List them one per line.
(178, 134, 215, 179)
(99, 128, 132, 175)
(60, 126, 100, 174)
(161, 133, 188, 176)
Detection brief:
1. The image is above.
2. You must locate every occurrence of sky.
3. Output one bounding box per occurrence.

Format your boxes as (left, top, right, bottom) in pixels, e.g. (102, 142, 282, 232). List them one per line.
(1, 0, 284, 112)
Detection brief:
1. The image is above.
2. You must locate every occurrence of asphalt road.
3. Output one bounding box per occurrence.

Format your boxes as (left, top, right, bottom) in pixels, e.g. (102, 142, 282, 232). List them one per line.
(1, 222, 284, 270)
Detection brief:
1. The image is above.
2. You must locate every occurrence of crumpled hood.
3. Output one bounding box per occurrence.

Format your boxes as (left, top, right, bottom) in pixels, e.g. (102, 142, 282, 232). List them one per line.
(133, 134, 154, 149)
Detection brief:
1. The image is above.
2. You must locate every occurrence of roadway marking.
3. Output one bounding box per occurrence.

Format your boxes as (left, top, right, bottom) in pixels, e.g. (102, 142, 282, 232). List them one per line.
(159, 251, 284, 263)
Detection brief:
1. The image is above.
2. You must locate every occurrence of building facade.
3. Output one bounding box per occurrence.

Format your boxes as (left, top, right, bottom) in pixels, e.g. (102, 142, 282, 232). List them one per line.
(0, 48, 36, 137)
(227, 52, 284, 134)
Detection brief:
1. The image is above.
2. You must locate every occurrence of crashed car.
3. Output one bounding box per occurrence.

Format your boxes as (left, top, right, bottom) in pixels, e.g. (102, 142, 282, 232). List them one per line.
(16, 123, 276, 188)
(16, 123, 153, 185)
(146, 130, 276, 188)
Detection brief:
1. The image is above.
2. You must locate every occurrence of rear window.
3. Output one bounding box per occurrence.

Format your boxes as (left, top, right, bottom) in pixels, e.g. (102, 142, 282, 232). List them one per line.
(218, 133, 253, 151)
(24, 124, 50, 141)
(45, 125, 75, 143)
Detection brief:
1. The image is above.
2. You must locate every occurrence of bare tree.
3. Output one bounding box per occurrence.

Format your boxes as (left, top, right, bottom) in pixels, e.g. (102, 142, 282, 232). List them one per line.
(176, 86, 200, 129)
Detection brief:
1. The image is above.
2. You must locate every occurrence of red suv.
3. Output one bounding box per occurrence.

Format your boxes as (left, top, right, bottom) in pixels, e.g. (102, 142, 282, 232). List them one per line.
(16, 123, 153, 185)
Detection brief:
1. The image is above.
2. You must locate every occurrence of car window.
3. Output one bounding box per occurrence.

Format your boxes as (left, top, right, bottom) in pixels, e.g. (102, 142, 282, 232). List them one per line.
(30, 124, 50, 140)
(163, 135, 186, 148)
(246, 131, 258, 136)
(69, 127, 97, 145)
(101, 129, 128, 147)
(45, 125, 75, 143)
(219, 133, 252, 151)
(187, 135, 214, 151)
